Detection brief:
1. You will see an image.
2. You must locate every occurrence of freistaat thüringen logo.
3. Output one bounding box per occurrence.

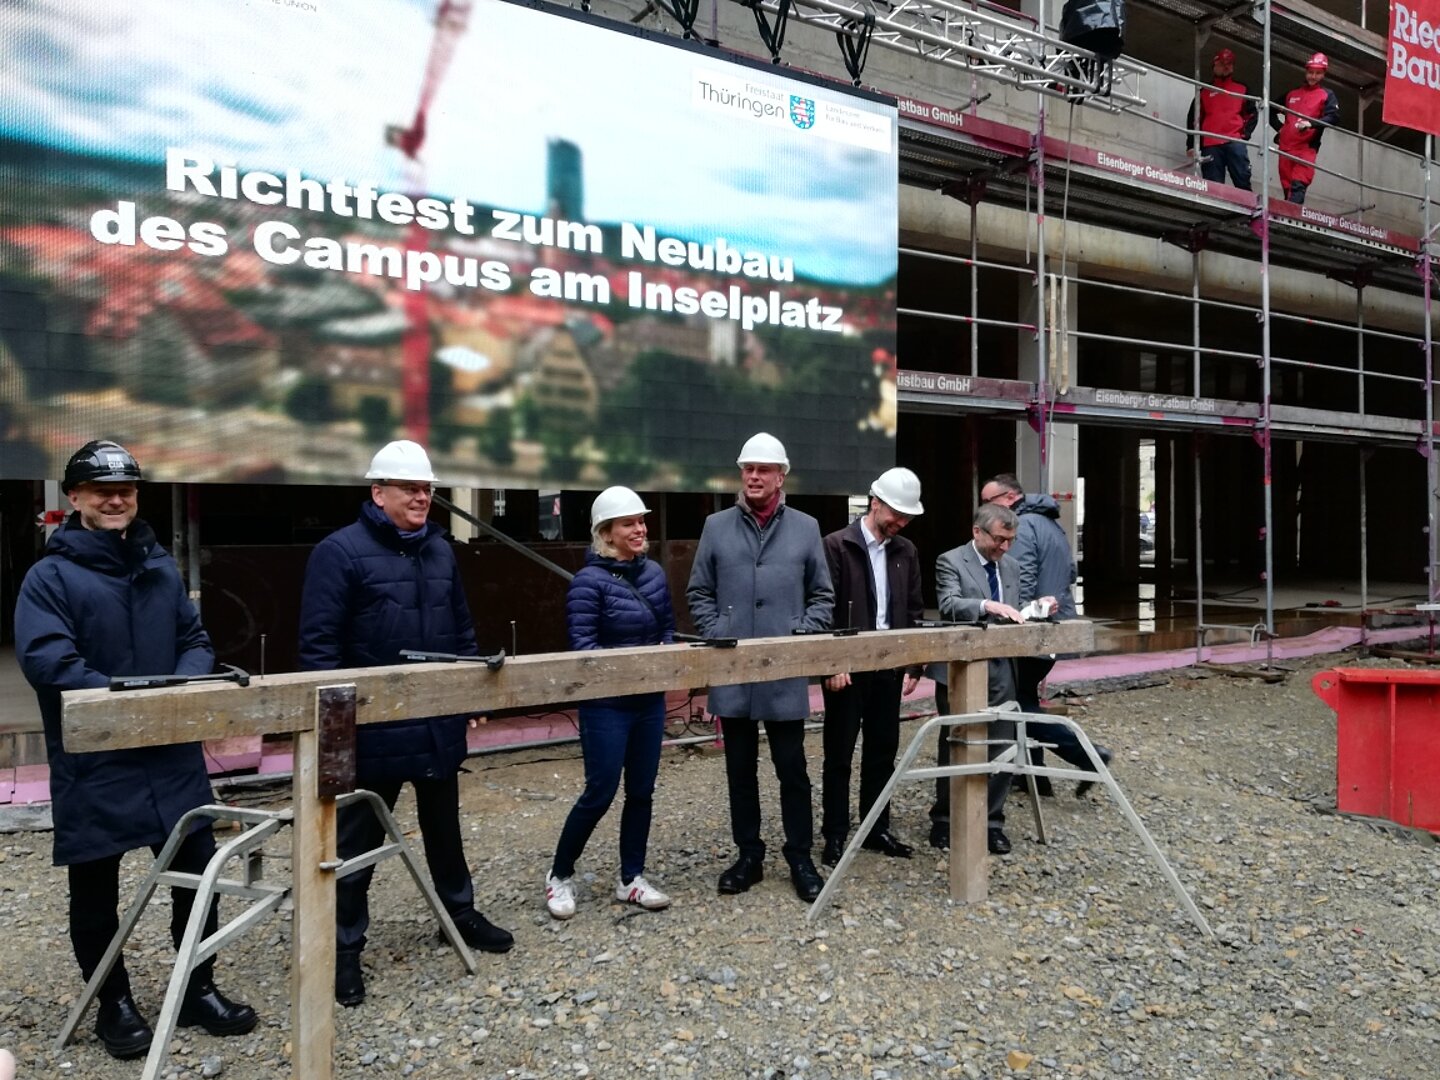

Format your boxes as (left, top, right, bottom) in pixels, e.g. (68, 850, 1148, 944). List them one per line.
(789, 96, 815, 130)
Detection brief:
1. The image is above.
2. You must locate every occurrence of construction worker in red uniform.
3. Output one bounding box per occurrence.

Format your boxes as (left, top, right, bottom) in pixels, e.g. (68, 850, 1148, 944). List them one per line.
(1186, 48, 1258, 190)
(1269, 52, 1340, 205)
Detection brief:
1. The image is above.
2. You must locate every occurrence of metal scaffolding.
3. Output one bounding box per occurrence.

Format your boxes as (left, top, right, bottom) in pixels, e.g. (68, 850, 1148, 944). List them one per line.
(574, 0, 1439, 644)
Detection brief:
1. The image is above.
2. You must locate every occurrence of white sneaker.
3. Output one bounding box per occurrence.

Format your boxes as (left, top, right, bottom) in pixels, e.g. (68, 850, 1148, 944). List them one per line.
(616, 875, 671, 910)
(545, 873, 576, 920)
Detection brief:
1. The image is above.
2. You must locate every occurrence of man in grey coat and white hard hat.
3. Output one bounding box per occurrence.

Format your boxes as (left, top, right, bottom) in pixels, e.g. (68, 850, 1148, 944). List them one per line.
(686, 433, 834, 902)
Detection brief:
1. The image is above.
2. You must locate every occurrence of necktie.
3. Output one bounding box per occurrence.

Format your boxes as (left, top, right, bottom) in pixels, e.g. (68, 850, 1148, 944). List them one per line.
(985, 560, 999, 603)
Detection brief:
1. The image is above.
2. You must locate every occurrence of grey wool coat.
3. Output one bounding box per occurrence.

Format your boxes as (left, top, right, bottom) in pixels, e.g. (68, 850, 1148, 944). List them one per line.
(932, 541, 1020, 706)
(686, 497, 834, 720)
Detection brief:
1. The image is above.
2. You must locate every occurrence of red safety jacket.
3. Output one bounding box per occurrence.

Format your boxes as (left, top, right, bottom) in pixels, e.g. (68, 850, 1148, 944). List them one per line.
(1271, 84, 1340, 153)
(1186, 76, 1258, 149)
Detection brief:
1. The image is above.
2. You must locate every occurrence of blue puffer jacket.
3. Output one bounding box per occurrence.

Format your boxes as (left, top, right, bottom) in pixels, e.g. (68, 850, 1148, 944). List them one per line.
(298, 501, 478, 782)
(566, 550, 676, 705)
(15, 514, 216, 865)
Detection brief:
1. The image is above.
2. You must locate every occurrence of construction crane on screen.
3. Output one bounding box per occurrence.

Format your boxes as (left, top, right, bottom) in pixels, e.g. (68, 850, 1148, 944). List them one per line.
(387, 0, 473, 444)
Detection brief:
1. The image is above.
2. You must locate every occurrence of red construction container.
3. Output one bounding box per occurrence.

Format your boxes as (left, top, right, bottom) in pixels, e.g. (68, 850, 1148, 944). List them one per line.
(1312, 667, 1440, 833)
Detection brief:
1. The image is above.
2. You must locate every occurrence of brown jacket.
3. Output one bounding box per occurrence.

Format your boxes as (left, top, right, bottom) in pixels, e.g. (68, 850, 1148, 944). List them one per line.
(822, 518, 924, 676)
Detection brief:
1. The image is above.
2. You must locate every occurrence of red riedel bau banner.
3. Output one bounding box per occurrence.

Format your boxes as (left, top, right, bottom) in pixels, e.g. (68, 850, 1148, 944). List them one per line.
(1386, 0, 1440, 135)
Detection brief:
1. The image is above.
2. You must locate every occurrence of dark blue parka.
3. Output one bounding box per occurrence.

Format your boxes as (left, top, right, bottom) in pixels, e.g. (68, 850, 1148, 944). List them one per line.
(15, 514, 216, 866)
(298, 501, 478, 783)
(566, 550, 676, 706)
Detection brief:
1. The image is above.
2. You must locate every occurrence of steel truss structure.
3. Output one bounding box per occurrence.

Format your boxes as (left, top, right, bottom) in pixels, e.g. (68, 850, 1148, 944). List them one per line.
(742, 0, 1149, 104)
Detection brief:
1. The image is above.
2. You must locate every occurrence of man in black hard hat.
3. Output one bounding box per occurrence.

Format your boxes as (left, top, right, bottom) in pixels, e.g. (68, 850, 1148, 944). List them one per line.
(14, 440, 257, 1060)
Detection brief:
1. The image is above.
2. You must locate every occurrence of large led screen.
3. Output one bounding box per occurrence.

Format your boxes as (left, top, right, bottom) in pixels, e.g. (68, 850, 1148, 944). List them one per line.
(0, 0, 899, 491)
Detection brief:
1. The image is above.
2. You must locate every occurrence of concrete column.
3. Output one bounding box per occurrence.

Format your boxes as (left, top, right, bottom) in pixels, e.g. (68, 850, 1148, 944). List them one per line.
(447, 488, 501, 543)
(1017, 269, 1080, 542)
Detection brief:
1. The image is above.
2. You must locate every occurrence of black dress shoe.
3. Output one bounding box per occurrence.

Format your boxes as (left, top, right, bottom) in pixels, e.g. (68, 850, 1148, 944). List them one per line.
(95, 992, 153, 1060)
(453, 912, 515, 954)
(987, 828, 1012, 855)
(717, 855, 764, 895)
(861, 831, 913, 859)
(334, 952, 365, 1008)
(789, 859, 823, 902)
(178, 979, 258, 1036)
(1075, 747, 1114, 799)
(928, 824, 949, 850)
(820, 837, 845, 868)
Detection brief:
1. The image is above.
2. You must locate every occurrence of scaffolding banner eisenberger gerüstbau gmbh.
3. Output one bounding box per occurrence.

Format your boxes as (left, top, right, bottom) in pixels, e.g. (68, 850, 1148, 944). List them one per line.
(0, 0, 899, 494)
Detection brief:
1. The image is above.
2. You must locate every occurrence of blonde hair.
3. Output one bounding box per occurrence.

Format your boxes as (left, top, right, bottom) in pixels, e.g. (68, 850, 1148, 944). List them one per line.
(591, 515, 652, 559)
(591, 520, 622, 559)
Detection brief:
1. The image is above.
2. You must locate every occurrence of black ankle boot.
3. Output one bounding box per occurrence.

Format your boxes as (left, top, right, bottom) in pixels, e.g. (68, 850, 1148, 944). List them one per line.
(789, 859, 823, 902)
(717, 854, 764, 895)
(177, 978, 258, 1036)
(95, 992, 153, 1060)
(335, 952, 365, 1008)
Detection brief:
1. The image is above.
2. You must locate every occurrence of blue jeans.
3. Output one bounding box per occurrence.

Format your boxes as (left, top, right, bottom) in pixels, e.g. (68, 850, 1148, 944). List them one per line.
(552, 695, 665, 882)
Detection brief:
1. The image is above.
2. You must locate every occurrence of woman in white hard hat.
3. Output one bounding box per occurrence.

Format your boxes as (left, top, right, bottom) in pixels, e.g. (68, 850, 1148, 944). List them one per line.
(545, 487, 677, 919)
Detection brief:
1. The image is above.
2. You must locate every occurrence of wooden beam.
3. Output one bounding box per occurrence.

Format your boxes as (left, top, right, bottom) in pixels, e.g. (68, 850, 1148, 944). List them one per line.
(289, 689, 345, 1079)
(61, 622, 1093, 751)
(947, 659, 991, 902)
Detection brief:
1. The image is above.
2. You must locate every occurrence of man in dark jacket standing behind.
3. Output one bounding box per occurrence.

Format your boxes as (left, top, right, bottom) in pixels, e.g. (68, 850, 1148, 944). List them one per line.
(686, 432, 834, 902)
(299, 440, 513, 1008)
(981, 474, 1111, 794)
(15, 440, 256, 1059)
(819, 467, 926, 867)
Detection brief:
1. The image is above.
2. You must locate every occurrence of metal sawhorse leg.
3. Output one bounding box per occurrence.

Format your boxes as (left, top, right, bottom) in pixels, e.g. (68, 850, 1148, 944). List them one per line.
(808, 708, 1213, 940)
(331, 790, 478, 976)
(56, 805, 291, 1075)
(57, 792, 477, 1079)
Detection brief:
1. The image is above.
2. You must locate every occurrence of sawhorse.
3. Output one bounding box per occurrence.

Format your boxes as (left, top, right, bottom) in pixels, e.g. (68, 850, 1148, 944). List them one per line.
(808, 705, 1213, 939)
(56, 791, 478, 1080)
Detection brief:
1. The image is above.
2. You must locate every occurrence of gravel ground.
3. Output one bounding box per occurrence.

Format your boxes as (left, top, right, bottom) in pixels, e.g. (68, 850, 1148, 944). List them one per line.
(1, 650, 1438, 1079)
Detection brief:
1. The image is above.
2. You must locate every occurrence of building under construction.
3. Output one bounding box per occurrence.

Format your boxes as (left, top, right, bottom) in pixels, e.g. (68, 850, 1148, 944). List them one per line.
(602, 0, 1439, 655)
(1, 0, 1437, 770)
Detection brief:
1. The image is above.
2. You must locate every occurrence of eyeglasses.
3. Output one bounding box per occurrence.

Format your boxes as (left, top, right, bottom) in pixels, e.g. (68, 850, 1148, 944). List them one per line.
(383, 482, 433, 499)
(982, 528, 1015, 547)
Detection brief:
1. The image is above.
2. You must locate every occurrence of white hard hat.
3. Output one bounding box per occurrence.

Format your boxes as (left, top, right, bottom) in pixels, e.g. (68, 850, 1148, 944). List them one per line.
(590, 486, 650, 532)
(736, 432, 790, 474)
(870, 467, 924, 516)
(364, 440, 438, 482)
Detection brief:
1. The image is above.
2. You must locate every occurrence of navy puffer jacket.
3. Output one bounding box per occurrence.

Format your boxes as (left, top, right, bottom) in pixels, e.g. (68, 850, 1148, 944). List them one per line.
(15, 514, 216, 865)
(298, 501, 478, 782)
(566, 550, 676, 704)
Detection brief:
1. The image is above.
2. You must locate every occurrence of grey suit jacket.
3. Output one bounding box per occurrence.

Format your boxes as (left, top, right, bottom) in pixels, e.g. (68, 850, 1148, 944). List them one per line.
(931, 541, 1018, 706)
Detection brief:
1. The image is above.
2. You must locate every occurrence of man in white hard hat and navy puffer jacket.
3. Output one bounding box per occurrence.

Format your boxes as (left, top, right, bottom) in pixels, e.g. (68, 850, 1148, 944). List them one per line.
(299, 440, 514, 1008)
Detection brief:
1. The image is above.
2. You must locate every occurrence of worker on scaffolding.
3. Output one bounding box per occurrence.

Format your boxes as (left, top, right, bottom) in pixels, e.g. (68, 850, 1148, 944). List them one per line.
(1270, 52, 1340, 206)
(1185, 47, 1257, 191)
(14, 440, 257, 1060)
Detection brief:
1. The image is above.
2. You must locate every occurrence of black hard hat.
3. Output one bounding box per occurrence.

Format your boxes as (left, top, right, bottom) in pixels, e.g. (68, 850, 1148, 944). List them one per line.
(62, 440, 143, 493)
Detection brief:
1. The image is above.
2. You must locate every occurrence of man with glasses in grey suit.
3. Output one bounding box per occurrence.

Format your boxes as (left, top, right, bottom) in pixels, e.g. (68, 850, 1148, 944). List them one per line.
(927, 502, 1046, 856)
